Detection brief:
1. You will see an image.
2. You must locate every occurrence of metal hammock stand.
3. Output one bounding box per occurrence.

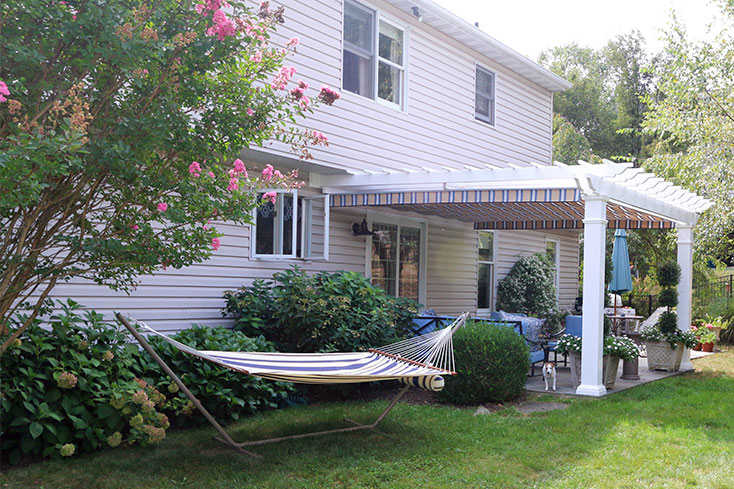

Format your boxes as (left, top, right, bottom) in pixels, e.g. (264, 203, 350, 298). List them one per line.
(116, 312, 468, 457)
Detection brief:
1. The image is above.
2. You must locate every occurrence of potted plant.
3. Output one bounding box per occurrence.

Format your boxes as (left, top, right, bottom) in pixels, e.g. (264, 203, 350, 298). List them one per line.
(697, 327, 717, 352)
(640, 262, 698, 371)
(556, 334, 638, 389)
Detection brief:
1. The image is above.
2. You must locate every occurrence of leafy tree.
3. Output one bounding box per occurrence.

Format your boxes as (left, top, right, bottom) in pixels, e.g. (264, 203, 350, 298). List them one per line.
(0, 0, 339, 353)
(643, 0, 734, 265)
(552, 114, 601, 164)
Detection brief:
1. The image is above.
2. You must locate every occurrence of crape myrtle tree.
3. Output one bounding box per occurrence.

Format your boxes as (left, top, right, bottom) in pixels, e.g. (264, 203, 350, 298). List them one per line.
(0, 0, 341, 353)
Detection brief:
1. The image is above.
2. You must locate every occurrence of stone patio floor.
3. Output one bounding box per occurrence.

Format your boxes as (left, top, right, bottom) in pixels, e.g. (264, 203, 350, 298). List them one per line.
(525, 349, 719, 396)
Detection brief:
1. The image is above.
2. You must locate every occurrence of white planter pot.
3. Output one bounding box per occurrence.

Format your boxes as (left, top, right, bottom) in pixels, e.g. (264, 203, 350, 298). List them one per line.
(645, 341, 684, 372)
(568, 352, 620, 390)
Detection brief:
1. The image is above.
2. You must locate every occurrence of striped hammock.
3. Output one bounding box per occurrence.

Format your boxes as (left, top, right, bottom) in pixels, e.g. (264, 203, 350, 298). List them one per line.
(131, 313, 467, 392)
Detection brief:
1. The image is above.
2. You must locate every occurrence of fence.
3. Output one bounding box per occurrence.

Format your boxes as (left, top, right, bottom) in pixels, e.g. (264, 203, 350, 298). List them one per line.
(693, 274, 734, 316)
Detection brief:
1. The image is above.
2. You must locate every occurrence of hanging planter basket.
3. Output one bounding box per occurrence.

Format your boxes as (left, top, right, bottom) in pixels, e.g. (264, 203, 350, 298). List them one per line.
(568, 352, 620, 390)
(645, 341, 684, 371)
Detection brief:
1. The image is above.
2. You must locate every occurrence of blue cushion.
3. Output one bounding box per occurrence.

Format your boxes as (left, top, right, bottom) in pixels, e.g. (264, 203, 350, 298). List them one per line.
(565, 315, 583, 337)
(529, 350, 545, 364)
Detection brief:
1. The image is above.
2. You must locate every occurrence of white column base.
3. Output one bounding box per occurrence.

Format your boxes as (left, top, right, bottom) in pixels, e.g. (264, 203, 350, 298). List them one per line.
(680, 348, 694, 371)
(576, 384, 607, 397)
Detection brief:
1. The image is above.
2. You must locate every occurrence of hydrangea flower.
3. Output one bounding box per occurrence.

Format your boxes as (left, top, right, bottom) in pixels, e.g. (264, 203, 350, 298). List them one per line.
(107, 432, 123, 448)
(130, 413, 144, 429)
(132, 389, 148, 405)
(59, 443, 76, 457)
(57, 372, 78, 389)
(103, 350, 114, 361)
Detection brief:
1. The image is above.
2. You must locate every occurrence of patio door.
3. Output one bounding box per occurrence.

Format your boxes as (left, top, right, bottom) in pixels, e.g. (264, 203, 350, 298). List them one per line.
(477, 230, 496, 313)
(369, 220, 425, 303)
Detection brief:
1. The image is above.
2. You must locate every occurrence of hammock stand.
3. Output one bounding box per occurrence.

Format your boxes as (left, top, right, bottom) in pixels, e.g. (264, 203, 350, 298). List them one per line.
(116, 312, 467, 457)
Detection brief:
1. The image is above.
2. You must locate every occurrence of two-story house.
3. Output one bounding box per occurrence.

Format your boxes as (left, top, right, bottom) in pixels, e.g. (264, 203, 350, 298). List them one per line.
(42, 0, 711, 396)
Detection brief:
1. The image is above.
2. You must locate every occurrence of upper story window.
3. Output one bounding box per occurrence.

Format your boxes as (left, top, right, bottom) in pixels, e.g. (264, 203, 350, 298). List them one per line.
(343, 1, 405, 108)
(475, 66, 495, 125)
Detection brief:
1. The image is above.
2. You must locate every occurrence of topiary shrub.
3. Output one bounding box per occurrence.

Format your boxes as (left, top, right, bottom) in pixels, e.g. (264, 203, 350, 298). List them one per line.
(658, 311, 679, 335)
(496, 253, 557, 317)
(658, 287, 679, 309)
(657, 262, 682, 288)
(223, 266, 419, 353)
(0, 301, 169, 465)
(436, 320, 529, 405)
(135, 325, 294, 425)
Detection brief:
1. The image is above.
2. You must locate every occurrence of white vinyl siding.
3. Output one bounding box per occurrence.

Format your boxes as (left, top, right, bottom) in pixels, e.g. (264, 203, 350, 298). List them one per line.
(253, 0, 553, 173)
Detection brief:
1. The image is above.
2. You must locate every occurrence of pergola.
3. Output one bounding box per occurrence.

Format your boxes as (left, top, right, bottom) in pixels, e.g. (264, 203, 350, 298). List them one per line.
(317, 161, 713, 397)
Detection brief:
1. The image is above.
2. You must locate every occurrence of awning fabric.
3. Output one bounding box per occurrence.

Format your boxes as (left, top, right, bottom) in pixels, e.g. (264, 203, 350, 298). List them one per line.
(330, 188, 674, 230)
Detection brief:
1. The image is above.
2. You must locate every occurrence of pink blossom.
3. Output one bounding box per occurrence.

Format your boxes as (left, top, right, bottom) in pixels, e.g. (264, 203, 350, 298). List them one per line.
(195, 3, 207, 14)
(157, 202, 168, 212)
(189, 161, 201, 177)
(232, 158, 246, 175)
(0, 81, 9, 103)
(131, 224, 139, 231)
(318, 85, 340, 105)
(298, 80, 308, 90)
(286, 37, 299, 47)
(299, 96, 310, 109)
(273, 170, 283, 179)
(251, 51, 262, 63)
(208, 9, 236, 40)
(227, 177, 239, 191)
(261, 164, 274, 181)
(211, 238, 221, 251)
(246, 107, 254, 116)
(271, 66, 297, 90)
(263, 191, 277, 204)
(208, 171, 215, 178)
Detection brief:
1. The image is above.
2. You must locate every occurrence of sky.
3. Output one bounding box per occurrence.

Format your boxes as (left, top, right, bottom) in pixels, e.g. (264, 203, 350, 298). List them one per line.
(432, 0, 722, 60)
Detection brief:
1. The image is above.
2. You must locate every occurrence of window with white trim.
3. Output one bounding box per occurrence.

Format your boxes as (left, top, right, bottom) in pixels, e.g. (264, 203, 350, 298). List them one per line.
(475, 66, 495, 125)
(370, 221, 423, 301)
(343, 0, 405, 107)
(251, 190, 330, 260)
(545, 238, 560, 294)
(477, 230, 495, 311)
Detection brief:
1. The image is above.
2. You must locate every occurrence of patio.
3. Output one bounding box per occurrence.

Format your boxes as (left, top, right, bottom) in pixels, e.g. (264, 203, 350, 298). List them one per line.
(525, 349, 719, 396)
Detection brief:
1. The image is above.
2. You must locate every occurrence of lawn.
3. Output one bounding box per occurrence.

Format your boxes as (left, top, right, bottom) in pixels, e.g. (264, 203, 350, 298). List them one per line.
(3, 352, 734, 489)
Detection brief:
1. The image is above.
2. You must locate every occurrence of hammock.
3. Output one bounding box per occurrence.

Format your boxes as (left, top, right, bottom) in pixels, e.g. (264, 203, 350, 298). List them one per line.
(116, 312, 468, 456)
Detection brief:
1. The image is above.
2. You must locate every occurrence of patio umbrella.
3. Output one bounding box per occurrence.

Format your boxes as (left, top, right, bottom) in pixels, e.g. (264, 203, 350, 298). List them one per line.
(609, 229, 633, 320)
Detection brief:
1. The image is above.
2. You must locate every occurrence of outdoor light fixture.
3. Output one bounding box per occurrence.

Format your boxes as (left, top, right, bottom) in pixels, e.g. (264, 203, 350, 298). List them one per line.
(411, 6, 423, 22)
(352, 218, 375, 236)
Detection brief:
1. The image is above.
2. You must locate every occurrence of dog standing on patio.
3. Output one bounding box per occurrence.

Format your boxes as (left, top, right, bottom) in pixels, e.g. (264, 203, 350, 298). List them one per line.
(542, 361, 556, 391)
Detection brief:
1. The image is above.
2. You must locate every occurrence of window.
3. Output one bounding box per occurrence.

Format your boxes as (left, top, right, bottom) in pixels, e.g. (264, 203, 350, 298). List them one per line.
(370, 221, 423, 301)
(251, 190, 329, 260)
(343, 1, 405, 107)
(545, 239, 560, 294)
(477, 231, 495, 311)
(475, 66, 495, 125)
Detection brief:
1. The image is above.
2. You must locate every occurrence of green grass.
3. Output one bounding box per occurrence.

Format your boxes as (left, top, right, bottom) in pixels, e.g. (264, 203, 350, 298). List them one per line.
(4, 352, 734, 489)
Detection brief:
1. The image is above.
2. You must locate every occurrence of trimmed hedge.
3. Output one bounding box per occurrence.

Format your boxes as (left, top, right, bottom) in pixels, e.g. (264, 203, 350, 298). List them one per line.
(437, 320, 529, 405)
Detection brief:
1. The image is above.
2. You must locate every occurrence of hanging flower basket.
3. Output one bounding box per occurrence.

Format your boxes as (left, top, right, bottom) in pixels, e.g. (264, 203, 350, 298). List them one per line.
(644, 340, 684, 371)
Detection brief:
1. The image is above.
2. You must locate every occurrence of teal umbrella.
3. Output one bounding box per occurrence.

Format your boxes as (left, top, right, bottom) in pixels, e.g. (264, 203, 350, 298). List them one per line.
(609, 229, 633, 318)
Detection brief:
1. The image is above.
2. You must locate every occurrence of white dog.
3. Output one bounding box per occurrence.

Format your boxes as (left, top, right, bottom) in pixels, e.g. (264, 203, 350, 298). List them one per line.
(542, 361, 557, 391)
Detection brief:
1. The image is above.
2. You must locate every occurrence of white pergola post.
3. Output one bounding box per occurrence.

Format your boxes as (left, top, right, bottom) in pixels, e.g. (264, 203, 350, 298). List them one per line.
(677, 225, 694, 371)
(577, 195, 608, 397)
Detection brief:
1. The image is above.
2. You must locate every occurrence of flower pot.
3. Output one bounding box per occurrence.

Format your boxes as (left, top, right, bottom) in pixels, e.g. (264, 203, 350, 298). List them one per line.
(711, 326, 722, 342)
(702, 342, 714, 353)
(693, 343, 702, 351)
(644, 340, 684, 371)
(568, 352, 619, 389)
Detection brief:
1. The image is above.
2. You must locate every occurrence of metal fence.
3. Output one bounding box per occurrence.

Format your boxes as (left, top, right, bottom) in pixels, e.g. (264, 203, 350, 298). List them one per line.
(693, 274, 734, 315)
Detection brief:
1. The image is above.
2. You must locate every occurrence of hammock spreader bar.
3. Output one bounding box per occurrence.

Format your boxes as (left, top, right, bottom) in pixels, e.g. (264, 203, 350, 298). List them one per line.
(115, 312, 468, 456)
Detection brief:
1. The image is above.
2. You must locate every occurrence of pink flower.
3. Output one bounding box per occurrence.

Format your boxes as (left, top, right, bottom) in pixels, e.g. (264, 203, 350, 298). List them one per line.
(263, 191, 277, 204)
(189, 161, 201, 177)
(227, 177, 239, 191)
(195, 3, 207, 14)
(318, 85, 340, 106)
(286, 37, 299, 47)
(208, 9, 236, 40)
(232, 158, 246, 175)
(251, 51, 262, 63)
(131, 224, 139, 231)
(298, 80, 308, 90)
(157, 202, 168, 212)
(299, 96, 310, 109)
(211, 238, 221, 251)
(208, 171, 215, 178)
(261, 164, 274, 181)
(246, 107, 254, 116)
(273, 170, 283, 179)
(0, 81, 9, 103)
(271, 66, 297, 90)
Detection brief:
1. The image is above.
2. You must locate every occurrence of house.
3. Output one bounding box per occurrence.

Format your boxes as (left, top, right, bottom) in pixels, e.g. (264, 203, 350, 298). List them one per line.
(45, 0, 711, 396)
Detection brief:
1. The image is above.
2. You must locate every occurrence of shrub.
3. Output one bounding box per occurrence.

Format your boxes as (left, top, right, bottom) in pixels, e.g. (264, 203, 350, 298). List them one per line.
(437, 320, 529, 405)
(223, 267, 419, 353)
(0, 301, 168, 465)
(658, 288, 678, 309)
(496, 254, 557, 317)
(657, 311, 679, 335)
(657, 262, 682, 288)
(135, 325, 294, 425)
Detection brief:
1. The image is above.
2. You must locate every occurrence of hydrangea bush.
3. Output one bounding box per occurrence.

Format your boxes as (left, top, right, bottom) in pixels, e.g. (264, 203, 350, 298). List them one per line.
(555, 334, 639, 361)
(0, 0, 338, 352)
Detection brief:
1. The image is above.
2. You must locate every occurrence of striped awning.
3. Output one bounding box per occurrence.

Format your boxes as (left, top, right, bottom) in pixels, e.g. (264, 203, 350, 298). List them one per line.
(330, 188, 674, 230)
